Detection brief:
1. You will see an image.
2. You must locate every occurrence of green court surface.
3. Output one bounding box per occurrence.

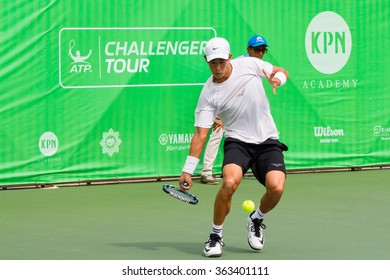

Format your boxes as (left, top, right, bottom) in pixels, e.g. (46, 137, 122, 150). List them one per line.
(0, 170, 389, 260)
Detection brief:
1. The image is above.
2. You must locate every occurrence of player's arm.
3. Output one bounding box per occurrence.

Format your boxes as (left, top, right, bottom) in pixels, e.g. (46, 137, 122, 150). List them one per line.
(179, 126, 210, 190)
(270, 66, 288, 79)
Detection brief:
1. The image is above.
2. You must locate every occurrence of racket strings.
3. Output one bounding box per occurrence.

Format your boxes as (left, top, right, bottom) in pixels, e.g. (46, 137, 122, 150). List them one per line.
(162, 184, 198, 205)
(169, 188, 193, 202)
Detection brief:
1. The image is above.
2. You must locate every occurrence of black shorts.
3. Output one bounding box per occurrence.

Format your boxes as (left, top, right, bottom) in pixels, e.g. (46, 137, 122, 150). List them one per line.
(222, 138, 288, 186)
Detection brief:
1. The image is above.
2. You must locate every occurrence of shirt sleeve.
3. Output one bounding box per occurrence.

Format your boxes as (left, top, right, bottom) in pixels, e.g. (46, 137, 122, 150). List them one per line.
(260, 61, 273, 78)
(194, 89, 216, 128)
(195, 109, 215, 128)
(245, 57, 273, 78)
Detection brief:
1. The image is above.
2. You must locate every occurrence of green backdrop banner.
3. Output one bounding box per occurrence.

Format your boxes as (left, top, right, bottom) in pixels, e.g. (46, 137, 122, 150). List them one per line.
(1, 0, 389, 185)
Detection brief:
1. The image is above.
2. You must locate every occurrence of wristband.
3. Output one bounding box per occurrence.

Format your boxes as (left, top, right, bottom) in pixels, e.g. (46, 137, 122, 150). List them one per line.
(182, 156, 199, 175)
(274, 72, 287, 86)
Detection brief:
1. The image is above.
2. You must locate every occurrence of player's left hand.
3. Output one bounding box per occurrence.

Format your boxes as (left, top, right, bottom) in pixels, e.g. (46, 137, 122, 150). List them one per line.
(212, 119, 224, 132)
(262, 69, 281, 94)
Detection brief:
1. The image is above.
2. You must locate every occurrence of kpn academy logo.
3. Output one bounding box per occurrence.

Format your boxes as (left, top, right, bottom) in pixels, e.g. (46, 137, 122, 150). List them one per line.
(39, 132, 59, 156)
(38, 131, 61, 163)
(304, 11, 357, 89)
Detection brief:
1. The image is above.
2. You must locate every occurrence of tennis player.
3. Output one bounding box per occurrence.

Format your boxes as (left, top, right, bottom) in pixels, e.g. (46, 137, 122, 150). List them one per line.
(199, 35, 271, 185)
(179, 37, 289, 257)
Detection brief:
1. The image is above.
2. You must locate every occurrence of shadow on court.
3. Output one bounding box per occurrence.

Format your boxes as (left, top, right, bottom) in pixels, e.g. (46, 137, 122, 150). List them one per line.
(110, 241, 261, 259)
(110, 242, 203, 257)
(111, 241, 199, 252)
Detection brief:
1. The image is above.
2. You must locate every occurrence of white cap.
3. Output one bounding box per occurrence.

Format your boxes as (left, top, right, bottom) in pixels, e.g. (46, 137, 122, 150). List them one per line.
(204, 37, 230, 62)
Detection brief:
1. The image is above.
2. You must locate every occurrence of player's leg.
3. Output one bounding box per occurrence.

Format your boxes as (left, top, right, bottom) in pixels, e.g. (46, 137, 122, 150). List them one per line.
(200, 128, 224, 184)
(204, 139, 251, 257)
(260, 170, 286, 213)
(203, 163, 242, 257)
(247, 143, 287, 250)
(213, 163, 243, 225)
(214, 138, 251, 225)
(252, 143, 287, 214)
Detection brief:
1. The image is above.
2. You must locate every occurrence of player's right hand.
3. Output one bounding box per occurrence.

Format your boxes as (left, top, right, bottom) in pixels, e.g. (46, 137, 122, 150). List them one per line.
(179, 172, 192, 190)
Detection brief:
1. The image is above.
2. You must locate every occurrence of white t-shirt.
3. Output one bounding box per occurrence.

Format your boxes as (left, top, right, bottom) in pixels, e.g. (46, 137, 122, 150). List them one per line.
(194, 57, 279, 144)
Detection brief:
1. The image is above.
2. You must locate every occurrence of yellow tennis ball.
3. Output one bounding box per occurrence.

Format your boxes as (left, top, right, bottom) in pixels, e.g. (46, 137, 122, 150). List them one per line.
(242, 200, 255, 213)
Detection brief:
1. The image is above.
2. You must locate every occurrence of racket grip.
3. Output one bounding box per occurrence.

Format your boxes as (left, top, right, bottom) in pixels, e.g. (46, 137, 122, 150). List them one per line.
(181, 181, 189, 188)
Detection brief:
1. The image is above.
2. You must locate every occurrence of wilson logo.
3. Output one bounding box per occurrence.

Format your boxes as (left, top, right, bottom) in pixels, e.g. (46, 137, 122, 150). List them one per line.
(314, 126, 345, 137)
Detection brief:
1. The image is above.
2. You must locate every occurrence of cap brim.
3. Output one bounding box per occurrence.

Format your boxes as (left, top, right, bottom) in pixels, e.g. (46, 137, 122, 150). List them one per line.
(206, 53, 230, 62)
(250, 43, 268, 47)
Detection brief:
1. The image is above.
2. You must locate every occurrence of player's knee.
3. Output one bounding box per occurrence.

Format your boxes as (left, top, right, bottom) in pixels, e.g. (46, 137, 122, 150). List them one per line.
(221, 178, 238, 196)
(270, 184, 284, 197)
(265, 179, 285, 197)
(265, 171, 285, 195)
(266, 179, 285, 197)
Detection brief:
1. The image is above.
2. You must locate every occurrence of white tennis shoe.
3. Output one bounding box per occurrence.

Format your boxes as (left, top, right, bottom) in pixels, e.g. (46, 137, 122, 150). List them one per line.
(246, 216, 266, 250)
(204, 234, 225, 257)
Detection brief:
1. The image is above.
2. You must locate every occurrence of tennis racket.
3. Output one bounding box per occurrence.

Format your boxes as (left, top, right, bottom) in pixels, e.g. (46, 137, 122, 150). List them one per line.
(162, 183, 199, 205)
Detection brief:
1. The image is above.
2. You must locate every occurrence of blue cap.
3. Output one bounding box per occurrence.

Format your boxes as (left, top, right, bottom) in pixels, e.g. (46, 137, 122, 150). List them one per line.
(247, 35, 268, 47)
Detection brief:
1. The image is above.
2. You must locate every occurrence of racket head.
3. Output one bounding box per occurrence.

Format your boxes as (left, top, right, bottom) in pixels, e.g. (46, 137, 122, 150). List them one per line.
(162, 184, 199, 205)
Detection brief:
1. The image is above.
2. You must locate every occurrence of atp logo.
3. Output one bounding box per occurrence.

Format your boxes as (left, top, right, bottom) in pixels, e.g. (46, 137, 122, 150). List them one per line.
(68, 39, 93, 73)
(305, 11, 352, 74)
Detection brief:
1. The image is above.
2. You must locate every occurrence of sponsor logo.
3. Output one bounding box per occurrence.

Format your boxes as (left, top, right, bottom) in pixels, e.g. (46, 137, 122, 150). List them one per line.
(159, 134, 169, 145)
(59, 27, 216, 88)
(68, 39, 93, 73)
(305, 11, 352, 74)
(373, 125, 390, 141)
(159, 133, 193, 152)
(304, 11, 357, 90)
(100, 128, 122, 157)
(302, 79, 357, 89)
(39, 132, 59, 156)
(314, 126, 345, 144)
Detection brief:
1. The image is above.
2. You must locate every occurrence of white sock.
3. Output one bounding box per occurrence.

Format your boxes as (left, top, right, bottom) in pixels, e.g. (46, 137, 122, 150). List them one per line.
(250, 208, 266, 220)
(211, 224, 223, 237)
